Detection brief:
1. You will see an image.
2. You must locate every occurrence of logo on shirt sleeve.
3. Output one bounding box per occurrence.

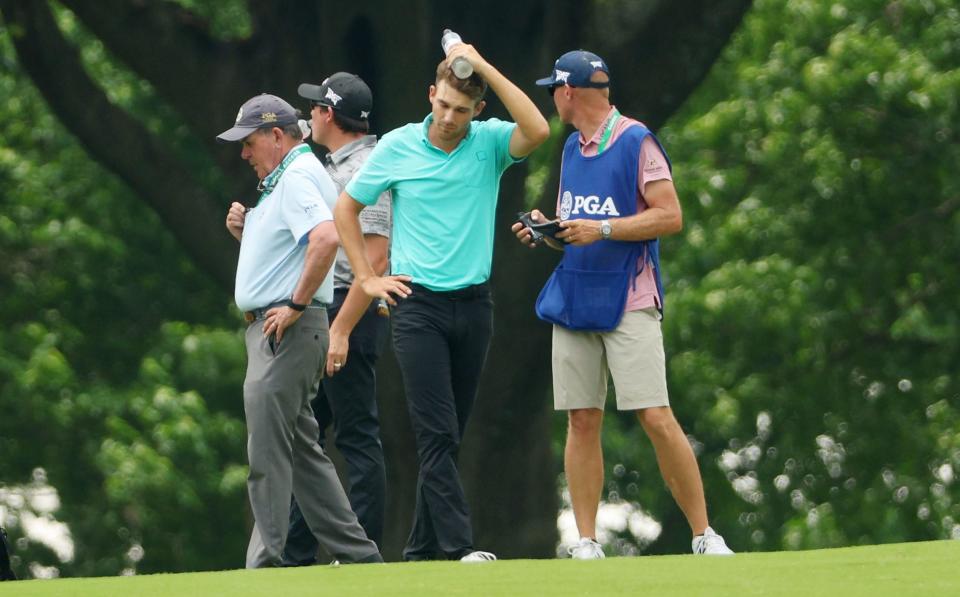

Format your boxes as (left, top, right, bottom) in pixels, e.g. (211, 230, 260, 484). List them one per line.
(644, 157, 665, 174)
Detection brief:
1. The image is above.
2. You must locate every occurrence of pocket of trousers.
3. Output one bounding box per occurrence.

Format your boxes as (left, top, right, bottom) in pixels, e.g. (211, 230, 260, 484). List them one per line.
(267, 332, 278, 356)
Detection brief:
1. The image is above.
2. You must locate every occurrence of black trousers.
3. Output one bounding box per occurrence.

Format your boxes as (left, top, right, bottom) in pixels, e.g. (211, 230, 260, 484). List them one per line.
(283, 290, 388, 564)
(392, 283, 493, 561)
(0, 527, 15, 581)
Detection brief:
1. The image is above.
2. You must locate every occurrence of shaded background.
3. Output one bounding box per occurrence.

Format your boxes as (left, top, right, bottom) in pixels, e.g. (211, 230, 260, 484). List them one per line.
(0, 0, 957, 579)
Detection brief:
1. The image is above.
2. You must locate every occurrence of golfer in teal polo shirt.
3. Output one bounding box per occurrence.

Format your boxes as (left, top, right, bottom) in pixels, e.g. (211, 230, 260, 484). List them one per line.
(335, 42, 549, 562)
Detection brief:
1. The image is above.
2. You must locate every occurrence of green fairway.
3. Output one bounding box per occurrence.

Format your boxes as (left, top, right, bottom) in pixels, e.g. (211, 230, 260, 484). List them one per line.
(2, 540, 956, 596)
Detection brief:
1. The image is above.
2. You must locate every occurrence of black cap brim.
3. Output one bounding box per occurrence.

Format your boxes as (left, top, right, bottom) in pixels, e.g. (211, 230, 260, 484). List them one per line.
(297, 83, 328, 104)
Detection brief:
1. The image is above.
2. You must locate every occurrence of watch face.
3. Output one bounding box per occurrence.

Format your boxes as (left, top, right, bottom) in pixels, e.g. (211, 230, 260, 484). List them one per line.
(601, 221, 612, 238)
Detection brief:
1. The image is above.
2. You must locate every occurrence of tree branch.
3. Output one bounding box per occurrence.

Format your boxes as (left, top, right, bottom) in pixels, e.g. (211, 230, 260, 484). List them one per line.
(1, 0, 237, 290)
(888, 196, 960, 239)
(58, 0, 249, 144)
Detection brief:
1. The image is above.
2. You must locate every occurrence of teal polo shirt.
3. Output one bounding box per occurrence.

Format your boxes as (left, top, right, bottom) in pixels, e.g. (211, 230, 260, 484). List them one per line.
(346, 114, 519, 291)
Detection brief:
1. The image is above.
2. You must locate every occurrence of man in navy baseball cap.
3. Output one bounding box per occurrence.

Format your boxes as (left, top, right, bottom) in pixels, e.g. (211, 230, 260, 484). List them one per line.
(216, 93, 299, 142)
(521, 48, 737, 561)
(535, 50, 610, 89)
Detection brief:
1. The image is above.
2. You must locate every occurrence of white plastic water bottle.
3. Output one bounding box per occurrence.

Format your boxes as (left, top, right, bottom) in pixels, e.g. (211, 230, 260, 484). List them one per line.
(441, 29, 474, 79)
(297, 119, 312, 140)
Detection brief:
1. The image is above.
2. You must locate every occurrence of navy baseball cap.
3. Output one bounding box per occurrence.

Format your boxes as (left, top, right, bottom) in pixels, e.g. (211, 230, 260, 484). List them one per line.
(217, 94, 299, 142)
(535, 50, 610, 88)
(298, 72, 373, 122)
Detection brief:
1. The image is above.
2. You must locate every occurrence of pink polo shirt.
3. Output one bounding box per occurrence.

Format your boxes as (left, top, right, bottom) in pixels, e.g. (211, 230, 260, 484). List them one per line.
(560, 106, 673, 312)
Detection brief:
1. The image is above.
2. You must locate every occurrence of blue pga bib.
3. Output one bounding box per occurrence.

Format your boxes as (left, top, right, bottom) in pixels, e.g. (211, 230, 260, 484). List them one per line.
(535, 125, 669, 331)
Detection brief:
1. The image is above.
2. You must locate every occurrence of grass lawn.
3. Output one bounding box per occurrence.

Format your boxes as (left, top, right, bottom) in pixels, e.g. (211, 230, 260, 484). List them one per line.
(1, 540, 956, 596)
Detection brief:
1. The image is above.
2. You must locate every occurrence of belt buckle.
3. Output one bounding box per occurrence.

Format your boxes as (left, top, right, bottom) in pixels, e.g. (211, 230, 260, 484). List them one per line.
(244, 311, 255, 323)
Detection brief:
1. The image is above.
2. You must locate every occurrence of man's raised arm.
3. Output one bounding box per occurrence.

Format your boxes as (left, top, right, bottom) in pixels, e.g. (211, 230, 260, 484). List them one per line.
(445, 44, 549, 158)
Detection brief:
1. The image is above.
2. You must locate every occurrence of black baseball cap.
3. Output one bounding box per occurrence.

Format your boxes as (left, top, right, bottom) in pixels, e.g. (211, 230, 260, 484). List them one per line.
(535, 50, 610, 88)
(298, 73, 373, 122)
(217, 94, 299, 142)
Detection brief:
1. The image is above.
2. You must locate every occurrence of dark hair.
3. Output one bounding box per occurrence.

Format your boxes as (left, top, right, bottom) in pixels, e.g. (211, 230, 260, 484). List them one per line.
(318, 105, 369, 134)
(435, 60, 487, 103)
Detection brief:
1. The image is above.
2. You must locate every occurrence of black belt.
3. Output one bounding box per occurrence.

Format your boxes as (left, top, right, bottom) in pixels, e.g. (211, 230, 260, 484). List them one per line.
(408, 282, 490, 301)
(244, 299, 328, 323)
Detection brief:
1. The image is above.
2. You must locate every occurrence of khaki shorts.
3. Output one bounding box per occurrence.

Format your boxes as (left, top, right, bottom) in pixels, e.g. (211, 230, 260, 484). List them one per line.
(552, 308, 669, 411)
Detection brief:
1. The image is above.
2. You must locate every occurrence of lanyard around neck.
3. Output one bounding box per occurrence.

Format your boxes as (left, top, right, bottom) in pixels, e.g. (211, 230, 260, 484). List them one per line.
(257, 144, 311, 204)
(596, 109, 622, 155)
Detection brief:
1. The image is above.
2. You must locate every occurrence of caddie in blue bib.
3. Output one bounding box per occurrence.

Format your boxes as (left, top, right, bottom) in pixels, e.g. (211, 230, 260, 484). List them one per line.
(535, 124, 669, 331)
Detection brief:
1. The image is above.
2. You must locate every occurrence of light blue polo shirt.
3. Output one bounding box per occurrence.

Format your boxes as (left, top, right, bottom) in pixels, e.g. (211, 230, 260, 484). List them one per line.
(346, 115, 519, 291)
(235, 147, 338, 311)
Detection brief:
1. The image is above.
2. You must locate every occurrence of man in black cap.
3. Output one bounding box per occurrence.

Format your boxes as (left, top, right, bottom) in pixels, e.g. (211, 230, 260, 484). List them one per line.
(514, 50, 733, 558)
(281, 73, 392, 564)
(219, 93, 381, 568)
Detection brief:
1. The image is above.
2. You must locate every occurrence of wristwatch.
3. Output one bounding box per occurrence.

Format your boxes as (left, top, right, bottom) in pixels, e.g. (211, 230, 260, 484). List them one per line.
(599, 219, 612, 240)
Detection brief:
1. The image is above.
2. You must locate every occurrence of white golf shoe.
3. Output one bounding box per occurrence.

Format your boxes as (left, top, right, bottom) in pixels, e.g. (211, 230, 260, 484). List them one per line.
(692, 527, 734, 555)
(460, 550, 497, 563)
(568, 537, 605, 560)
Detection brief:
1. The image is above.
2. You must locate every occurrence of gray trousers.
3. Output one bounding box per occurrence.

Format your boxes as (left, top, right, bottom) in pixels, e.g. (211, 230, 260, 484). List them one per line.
(243, 308, 381, 568)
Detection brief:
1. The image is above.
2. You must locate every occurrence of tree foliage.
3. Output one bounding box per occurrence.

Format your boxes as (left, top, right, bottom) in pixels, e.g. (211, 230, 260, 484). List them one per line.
(597, 0, 960, 554)
(0, 20, 250, 575)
